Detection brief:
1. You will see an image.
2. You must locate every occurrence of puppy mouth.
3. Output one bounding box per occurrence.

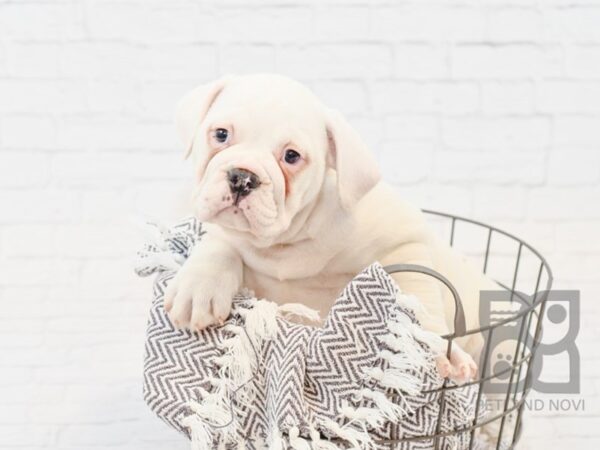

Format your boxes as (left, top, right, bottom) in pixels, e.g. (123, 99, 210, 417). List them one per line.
(213, 190, 253, 218)
(227, 197, 249, 213)
(220, 188, 253, 211)
(232, 190, 251, 207)
(213, 202, 251, 233)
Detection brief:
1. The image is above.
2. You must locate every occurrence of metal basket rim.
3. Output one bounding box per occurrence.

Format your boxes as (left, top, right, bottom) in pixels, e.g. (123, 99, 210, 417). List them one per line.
(359, 211, 553, 449)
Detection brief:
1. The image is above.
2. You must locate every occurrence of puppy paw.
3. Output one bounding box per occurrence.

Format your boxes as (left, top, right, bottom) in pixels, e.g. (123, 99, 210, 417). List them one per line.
(164, 262, 240, 332)
(435, 354, 453, 379)
(450, 346, 478, 382)
(435, 346, 478, 383)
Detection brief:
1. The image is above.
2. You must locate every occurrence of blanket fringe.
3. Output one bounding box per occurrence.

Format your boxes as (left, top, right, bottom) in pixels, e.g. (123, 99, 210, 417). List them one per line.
(396, 293, 424, 315)
(319, 417, 372, 449)
(358, 388, 410, 421)
(240, 300, 280, 344)
(365, 366, 422, 396)
(395, 293, 446, 355)
(340, 401, 386, 429)
(309, 427, 339, 450)
(268, 428, 285, 450)
(312, 440, 340, 450)
(321, 292, 439, 448)
(181, 281, 439, 449)
(182, 298, 282, 447)
(278, 303, 321, 323)
(408, 323, 446, 356)
(181, 414, 212, 450)
(289, 426, 312, 450)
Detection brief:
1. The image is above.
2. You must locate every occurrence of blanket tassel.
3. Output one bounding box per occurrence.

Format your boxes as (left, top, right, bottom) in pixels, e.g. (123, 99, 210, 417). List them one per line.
(268, 428, 284, 450)
(309, 427, 339, 450)
(288, 426, 311, 450)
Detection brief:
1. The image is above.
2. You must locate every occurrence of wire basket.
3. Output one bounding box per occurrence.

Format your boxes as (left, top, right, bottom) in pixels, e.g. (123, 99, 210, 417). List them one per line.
(380, 210, 553, 450)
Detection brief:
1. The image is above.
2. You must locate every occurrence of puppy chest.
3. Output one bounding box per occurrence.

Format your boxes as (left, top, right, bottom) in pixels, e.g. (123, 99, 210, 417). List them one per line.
(243, 268, 352, 309)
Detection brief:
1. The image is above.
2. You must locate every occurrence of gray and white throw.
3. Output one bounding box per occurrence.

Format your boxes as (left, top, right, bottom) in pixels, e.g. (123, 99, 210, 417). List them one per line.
(135, 217, 485, 449)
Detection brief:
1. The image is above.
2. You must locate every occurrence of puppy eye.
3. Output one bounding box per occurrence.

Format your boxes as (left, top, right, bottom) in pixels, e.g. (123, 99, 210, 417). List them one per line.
(214, 128, 229, 144)
(283, 149, 301, 164)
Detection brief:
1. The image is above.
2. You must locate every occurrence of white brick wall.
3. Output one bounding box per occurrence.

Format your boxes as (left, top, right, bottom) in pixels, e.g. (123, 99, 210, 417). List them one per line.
(1, 1, 598, 449)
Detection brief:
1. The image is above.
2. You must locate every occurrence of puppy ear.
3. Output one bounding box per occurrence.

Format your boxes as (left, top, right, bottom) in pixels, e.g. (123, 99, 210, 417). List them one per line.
(175, 76, 231, 159)
(326, 108, 381, 209)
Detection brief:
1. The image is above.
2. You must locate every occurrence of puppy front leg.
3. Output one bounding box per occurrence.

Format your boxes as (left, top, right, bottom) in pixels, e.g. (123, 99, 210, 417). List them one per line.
(381, 243, 477, 382)
(164, 226, 243, 332)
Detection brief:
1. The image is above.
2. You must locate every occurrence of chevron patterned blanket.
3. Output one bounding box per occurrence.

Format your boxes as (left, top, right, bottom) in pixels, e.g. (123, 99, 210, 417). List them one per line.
(135, 218, 485, 450)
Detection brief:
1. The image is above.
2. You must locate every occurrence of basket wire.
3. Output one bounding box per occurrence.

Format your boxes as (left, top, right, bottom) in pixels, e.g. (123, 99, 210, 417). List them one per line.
(379, 210, 553, 450)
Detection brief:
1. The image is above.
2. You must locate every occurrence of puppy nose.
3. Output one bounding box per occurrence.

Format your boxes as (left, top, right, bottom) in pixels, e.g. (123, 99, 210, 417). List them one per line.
(227, 168, 260, 198)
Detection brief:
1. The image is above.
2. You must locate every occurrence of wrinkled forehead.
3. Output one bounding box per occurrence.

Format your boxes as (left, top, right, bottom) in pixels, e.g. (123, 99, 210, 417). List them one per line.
(205, 78, 327, 145)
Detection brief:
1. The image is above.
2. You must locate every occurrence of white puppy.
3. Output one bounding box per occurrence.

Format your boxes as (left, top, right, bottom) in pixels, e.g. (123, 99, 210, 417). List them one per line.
(165, 74, 493, 380)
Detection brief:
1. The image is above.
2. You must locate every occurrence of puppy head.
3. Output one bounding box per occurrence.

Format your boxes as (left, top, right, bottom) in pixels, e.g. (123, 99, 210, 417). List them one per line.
(176, 74, 380, 244)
